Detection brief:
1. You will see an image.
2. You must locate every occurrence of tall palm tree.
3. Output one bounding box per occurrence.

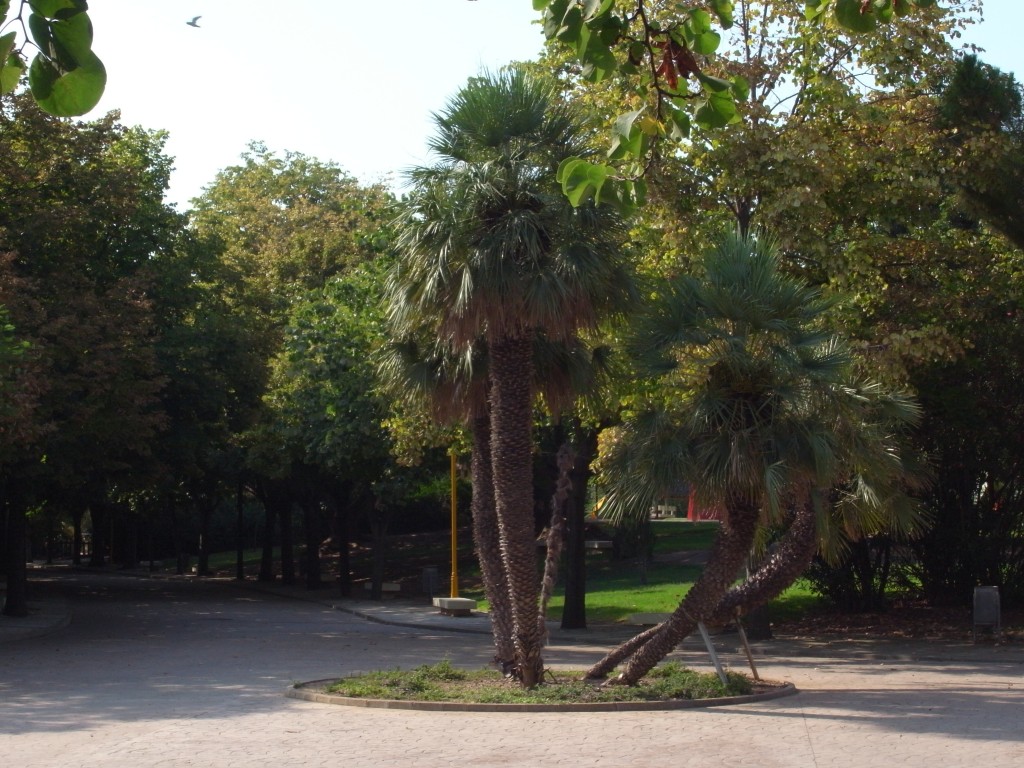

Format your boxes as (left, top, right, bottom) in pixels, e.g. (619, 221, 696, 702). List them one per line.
(387, 67, 634, 687)
(589, 230, 921, 685)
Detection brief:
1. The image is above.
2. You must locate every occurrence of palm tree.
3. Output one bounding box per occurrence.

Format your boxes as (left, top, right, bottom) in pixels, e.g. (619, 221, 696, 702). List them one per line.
(588, 230, 922, 685)
(387, 67, 634, 687)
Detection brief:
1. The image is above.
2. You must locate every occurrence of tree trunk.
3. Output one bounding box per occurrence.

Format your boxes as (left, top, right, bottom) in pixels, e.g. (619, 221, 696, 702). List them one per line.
(538, 442, 574, 640)
(72, 507, 83, 566)
(488, 332, 543, 687)
(257, 484, 276, 583)
(470, 414, 516, 668)
(594, 494, 761, 685)
(2, 499, 29, 617)
(561, 429, 597, 631)
(235, 478, 246, 581)
(708, 501, 819, 626)
(303, 499, 324, 590)
(279, 494, 295, 586)
(89, 501, 107, 568)
(197, 500, 214, 577)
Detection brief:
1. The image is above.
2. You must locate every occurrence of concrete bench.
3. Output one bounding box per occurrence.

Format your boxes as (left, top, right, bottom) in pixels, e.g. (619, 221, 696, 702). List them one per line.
(432, 596, 477, 617)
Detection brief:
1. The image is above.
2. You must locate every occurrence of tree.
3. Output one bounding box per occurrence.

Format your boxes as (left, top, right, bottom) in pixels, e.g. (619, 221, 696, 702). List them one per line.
(939, 54, 1024, 250)
(585, 231, 920, 685)
(0, 95, 180, 584)
(190, 146, 395, 584)
(0, 1, 105, 116)
(388, 66, 634, 687)
(534, 0, 946, 209)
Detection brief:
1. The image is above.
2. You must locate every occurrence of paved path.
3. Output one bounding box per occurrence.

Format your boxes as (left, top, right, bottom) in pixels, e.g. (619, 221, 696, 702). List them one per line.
(1, 571, 1022, 767)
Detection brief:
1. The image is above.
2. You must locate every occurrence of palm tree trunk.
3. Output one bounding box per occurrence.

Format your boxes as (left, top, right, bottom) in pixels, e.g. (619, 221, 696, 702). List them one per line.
(488, 332, 544, 688)
(585, 500, 818, 680)
(471, 414, 517, 668)
(708, 501, 818, 625)
(605, 495, 761, 685)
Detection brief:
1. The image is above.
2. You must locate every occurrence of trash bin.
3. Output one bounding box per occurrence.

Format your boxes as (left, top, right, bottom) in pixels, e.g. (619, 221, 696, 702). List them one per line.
(421, 566, 440, 599)
(973, 586, 1000, 641)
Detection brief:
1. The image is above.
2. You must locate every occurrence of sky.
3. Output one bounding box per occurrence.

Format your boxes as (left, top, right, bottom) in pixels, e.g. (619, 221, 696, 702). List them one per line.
(82, 1, 1022, 210)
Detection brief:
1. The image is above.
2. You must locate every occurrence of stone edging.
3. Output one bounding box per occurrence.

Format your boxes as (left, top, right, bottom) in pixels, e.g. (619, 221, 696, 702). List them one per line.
(286, 678, 798, 712)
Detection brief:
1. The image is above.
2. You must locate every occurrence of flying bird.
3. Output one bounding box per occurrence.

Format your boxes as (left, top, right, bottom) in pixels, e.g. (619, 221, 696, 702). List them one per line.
(186, 16, 201, 27)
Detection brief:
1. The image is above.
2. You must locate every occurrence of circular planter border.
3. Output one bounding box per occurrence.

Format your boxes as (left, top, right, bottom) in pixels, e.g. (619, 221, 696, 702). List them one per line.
(287, 678, 798, 712)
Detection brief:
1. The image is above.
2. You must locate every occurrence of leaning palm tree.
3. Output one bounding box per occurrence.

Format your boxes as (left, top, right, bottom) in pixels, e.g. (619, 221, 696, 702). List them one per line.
(589, 230, 921, 685)
(387, 67, 635, 687)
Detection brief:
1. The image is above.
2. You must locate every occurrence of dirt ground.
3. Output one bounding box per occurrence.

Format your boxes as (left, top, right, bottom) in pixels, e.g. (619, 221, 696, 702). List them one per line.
(770, 599, 1024, 644)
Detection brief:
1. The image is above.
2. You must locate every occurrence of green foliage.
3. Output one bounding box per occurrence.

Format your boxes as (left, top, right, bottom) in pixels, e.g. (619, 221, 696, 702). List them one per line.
(0, 0, 105, 115)
(0, 94, 182, 497)
(939, 55, 1024, 251)
(324, 659, 752, 702)
(533, 0, 946, 211)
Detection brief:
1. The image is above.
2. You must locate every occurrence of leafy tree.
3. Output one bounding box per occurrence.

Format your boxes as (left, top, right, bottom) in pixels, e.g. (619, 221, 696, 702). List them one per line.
(388, 67, 635, 688)
(0, 94, 181, 592)
(533, 0, 945, 209)
(939, 54, 1024, 250)
(190, 145, 396, 585)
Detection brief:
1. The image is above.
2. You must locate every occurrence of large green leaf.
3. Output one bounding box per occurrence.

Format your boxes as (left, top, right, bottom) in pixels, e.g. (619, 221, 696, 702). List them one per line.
(28, 0, 87, 19)
(29, 48, 105, 115)
(607, 109, 645, 160)
(710, 0, 735, 29)
(0, 29, 14, 59)
(1, 51, 25, 94)
(834, 0, 878, 33)
(557, 157, 610, 207)
(694, 92, 739, 129)
(50, 11, 95, 64)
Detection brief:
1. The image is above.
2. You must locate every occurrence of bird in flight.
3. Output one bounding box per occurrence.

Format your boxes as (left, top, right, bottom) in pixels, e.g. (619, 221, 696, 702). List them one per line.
(186, 16, 201, 27)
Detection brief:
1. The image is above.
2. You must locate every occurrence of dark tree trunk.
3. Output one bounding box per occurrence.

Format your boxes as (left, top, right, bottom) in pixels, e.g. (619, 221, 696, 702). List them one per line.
(368, 509, 389, 601)
(235, 478, 246, 581)
(303, 499, 325, 591)
(279, 495, 295, 586)
(89, 501, 107, 568)
(197, 500, 214, 577)
(538, 442, 574, 639)
(72, 507, 83, 566)
(488, 332, 543, 687)
(257, 483, 276, 583)
(562, 429, 598, 631)
(327, 483, 353, 597)
(471, 413, 517, 666)
(167, 496, 188, 575)
(2, 498, 29, 617)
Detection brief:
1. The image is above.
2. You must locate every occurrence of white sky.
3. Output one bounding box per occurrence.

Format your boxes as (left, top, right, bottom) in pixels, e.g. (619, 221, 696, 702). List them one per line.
(82, 1, 1021, 210)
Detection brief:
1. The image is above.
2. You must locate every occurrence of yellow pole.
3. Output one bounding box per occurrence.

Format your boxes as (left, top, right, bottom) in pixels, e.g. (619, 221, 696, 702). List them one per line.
(449, 449, 459, 598)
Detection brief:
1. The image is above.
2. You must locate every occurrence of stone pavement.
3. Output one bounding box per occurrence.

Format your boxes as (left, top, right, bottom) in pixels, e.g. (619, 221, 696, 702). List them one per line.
(1, 570, 1022, 768)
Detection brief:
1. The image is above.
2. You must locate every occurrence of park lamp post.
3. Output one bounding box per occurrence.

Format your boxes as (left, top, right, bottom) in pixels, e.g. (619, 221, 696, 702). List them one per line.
(449, 447, 459, 598)
(431, 448, 477, 617)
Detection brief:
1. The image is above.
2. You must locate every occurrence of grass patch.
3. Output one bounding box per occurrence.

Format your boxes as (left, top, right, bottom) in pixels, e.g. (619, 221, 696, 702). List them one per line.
(650, 519, 720, 554)
(322, 659, 753, 704)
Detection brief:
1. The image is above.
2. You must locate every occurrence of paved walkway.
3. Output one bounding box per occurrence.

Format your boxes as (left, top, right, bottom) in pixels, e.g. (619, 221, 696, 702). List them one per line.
(2, 569, 1022, 767)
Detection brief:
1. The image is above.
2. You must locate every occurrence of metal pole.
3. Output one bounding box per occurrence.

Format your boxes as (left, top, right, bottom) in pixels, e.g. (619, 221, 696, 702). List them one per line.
(697, 621, 730, 686)
(449, 450, 459, 598)
(734, 612, 761, 681)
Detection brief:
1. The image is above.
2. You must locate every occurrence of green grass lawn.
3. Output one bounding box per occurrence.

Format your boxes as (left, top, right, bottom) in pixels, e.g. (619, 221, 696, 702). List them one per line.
(460, 518, 826, 624)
